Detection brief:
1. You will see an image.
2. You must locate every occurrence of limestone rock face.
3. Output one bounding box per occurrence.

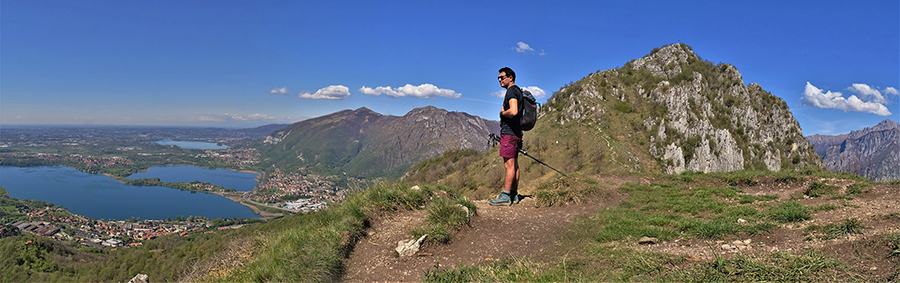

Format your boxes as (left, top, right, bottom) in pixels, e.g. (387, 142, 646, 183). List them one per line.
(543, 43, 822, 174)
(807, 119, 900, 182)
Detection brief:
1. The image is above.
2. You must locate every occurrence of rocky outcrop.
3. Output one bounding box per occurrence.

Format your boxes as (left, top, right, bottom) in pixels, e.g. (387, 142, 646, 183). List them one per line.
(543, 43, 822, 174)
(128, 274, 149, 283)
(807, 119, 900, 182)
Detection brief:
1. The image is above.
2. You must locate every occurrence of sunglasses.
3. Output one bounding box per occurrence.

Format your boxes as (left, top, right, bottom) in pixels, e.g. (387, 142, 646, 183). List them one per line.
(498, 75, 507, 80)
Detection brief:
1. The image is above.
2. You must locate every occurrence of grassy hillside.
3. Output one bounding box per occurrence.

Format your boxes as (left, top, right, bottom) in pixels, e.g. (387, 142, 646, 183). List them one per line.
(204, 170, 899, 282)
(256, 106, 499, 179)
(256, 108, 378, 176)
(4, 170, 897, 282)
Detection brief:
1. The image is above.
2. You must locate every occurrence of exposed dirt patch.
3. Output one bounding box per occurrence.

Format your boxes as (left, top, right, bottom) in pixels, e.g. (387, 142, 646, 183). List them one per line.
(637, 178, 900, 280)
(343, 175, 900, 281)
(342, 174, 634, 282)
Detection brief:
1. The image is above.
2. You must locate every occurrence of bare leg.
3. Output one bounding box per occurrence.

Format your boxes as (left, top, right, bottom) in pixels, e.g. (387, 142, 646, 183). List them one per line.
(503, 156, 518, 194)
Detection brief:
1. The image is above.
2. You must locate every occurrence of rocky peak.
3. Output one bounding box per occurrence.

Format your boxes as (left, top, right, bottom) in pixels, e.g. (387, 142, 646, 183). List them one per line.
(808, 119, 899, 182)
(629, 43, 697, 78)
(543, 43, 822, 174)
(849, 119, 899, 140)
(352, 107, 378, 115)
(403, 106, 447, 122)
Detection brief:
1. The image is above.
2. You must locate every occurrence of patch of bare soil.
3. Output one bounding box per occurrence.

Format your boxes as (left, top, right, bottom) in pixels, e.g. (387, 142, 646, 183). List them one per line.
(637, 177, 900, 280)
(342, 174, 636, 282)
(343, 175, 899, 281)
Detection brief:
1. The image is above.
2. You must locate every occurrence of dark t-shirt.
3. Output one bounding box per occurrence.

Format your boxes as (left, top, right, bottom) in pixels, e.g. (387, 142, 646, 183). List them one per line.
(500, 85, 523, 138)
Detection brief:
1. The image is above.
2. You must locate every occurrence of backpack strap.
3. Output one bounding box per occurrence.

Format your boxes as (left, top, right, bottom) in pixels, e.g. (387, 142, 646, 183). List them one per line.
(513, 85, 524, 114)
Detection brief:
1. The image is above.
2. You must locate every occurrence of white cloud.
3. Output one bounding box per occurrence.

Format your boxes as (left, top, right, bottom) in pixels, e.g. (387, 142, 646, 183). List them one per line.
(885, 87, 899, 96)
(522, 86, 548, 98)
(359, 84, 461, 99)
(514, 42, 534, 53)
(226, 113, 274, 121)
(847, 83, 887, 104)
(299, 85, 351, 100)
(801, 82, 891, 116)
(490, 86, 548, 99)
(199, 116, 223, 122)
(270, 88, 288, 94)
(359, 86, 394, 96)
(199, 114, 277, 122)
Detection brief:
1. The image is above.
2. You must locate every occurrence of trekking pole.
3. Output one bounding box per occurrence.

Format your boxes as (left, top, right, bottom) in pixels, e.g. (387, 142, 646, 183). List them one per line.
(489, 134, 568, 177)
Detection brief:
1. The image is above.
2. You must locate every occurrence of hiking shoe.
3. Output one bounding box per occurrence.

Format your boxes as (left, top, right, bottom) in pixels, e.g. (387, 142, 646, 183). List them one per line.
(490, 193, 512, 206)
(513, 193, 522, 204)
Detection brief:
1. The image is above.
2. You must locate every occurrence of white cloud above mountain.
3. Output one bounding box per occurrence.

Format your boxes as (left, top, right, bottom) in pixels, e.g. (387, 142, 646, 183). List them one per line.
(847, 83, 888, 104)
(359, 84, 461, 99)
(801, 82, 892, 116)
(299, 85, 351, 100)
(490, 86, 548, 99)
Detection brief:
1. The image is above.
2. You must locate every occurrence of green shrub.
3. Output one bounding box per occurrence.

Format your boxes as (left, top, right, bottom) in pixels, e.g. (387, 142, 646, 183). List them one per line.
(411, 196, 476, 244)
(774, 172, 799, 183)
(767, 202, 810, 223)
(424, 263, 482, 282)
(823, 218, 865, 239)
(411, 225, 451, 244)
(846, 183, 867, 195)
(613, 101, 633, 113)
(425, 198, 471, 228)
(737, 194, 778, 204)
(885, 234, 900, 259)
(805, 182, 838, 197)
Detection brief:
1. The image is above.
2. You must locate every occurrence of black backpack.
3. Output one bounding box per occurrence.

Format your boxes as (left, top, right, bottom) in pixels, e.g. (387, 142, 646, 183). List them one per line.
(517, 86, 538, 131)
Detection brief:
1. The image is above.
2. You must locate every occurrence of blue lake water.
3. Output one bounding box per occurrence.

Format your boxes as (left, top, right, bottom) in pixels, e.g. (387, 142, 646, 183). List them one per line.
(155, 139, 228, 149)
(0, 166, 261, 220)
(127, 166, 259, 192)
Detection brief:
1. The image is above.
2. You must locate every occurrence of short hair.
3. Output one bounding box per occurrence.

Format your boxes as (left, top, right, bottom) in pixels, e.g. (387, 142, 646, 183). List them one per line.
(498, 67, 516, 82)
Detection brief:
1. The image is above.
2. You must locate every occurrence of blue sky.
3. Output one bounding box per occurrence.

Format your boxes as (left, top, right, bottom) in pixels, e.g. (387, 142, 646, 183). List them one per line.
(1, 1, 897, 136)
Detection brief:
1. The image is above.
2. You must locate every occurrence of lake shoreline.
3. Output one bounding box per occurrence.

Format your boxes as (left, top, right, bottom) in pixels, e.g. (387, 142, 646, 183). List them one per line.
(106, 167, 276, 219)
(133, 164, 261, 182)
(215, 193, 284, 219)
(1, 165, 262, 221)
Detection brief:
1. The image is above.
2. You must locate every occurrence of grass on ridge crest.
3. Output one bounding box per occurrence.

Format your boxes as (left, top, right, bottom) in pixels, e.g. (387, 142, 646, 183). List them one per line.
(426, 170, 871, 282)
(207, 182, 468, 282)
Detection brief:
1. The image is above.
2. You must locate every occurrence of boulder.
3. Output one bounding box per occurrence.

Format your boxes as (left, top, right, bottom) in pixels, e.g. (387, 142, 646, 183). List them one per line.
(396, 234, 427, 257)
(638, 236, 658, 245)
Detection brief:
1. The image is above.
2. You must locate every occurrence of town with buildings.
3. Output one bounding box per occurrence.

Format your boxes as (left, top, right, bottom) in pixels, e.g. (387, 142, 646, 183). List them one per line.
(251, 169, 354, 213)
(195, 148, 260, 167)
(3, 206, 230, 249)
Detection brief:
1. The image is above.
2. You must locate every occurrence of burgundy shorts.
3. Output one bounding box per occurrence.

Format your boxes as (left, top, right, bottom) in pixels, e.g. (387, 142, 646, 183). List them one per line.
(498, 134, 522, 159)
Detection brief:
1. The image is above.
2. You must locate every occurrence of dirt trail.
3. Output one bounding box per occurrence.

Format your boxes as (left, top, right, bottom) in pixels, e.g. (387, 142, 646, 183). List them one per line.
(342, 175, 900, 282)
(341, 175, 636, 282)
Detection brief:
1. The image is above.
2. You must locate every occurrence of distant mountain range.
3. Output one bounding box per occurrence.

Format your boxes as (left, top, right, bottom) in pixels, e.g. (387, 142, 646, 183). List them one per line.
(234, 124, 290, 139)
(257, 106, 499, 178)
(806, 119, 900, 182)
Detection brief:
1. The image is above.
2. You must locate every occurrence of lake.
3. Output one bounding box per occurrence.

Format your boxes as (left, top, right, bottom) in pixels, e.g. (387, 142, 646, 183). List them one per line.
(0, 166, 261, 220)
(127, 166, 259, 192)
(155, 139, 228, 149)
